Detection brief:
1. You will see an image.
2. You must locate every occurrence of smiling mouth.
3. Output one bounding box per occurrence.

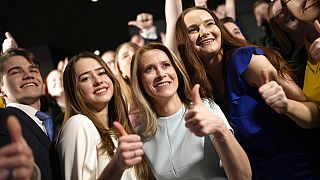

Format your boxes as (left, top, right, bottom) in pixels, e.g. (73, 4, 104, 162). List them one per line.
(94, 88, 107, 94)
(154, 82, 170, 87)
(197, 39, 215, 47)
(21, 83, 37, 88)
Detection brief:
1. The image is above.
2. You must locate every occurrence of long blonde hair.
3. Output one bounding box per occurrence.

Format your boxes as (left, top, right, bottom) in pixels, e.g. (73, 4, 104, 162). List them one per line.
(131, 43, 193, 139)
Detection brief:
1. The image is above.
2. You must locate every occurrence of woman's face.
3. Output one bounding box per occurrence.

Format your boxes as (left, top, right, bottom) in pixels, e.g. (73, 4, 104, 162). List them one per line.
(139, 49, 179, 103)
(285, 0, 320, 21)
(75, 57, 114, 110)
(272, 0, 300, 32)
(184, 9, 222, 60)
(118, 45, 135, 79)
(223, 22, 246, 40)
(46, 70, 64, 97)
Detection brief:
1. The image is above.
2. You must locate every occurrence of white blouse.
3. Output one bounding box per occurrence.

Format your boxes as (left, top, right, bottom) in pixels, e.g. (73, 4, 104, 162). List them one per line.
(57, 114, 136, 180)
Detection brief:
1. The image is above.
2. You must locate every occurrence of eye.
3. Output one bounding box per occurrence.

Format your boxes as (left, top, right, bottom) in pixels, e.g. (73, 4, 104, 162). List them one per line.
(98, 70, 107, 76)
(145, 66, 155, 73)
(163, 62, 172, 69)
(30, 69, 40, 73)
(10, 70, 20, 75)
(188, 27, 199, 34)
(207, 22, 215, 27)
(234, 31, 241, 35)
(79, 76, 91, 82)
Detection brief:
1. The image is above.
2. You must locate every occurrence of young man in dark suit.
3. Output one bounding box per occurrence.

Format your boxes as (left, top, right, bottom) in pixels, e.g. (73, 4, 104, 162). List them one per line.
(0, 48, 61, 180)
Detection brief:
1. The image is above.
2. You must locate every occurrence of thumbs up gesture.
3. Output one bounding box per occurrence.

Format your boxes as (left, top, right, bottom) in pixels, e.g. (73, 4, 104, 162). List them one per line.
(258, 69, 288, 114)
(2, 32, 18, 53)
(185, 84, 226, 137)
(309, 20, 320, 61)
(0, 116, 35, 180)
(113, 122, 143, 170)
(128, 13, 154, 31)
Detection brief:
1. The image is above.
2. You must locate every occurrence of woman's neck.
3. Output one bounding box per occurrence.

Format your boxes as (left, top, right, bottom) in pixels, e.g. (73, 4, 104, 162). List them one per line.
(96, 106, 109, 128)
(152, 93, 182, 117)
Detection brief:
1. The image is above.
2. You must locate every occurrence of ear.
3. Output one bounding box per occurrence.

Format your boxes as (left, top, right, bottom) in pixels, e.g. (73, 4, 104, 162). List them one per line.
(0, 85, 6, 97)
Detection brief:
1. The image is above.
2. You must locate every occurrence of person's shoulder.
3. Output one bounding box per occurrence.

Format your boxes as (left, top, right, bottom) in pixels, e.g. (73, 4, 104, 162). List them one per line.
(63, 114, 95, 130)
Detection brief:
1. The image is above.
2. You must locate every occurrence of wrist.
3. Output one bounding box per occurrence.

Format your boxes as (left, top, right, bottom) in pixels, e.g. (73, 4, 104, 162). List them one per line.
(140, 26, 158, 39)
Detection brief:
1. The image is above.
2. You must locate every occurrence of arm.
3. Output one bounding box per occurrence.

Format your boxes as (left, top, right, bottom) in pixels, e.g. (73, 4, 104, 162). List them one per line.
(225, 0, 236, 20)
(194, 0, 207, 8)
(213, 128, 251, 180)
(165, 0, 182, 54)
(244, 54, 320, 128)
(185, 85, 252, 180)
(309, 20, 320, 62)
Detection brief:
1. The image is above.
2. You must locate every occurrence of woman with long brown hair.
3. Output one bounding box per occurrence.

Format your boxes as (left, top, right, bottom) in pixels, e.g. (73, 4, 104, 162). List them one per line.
(57, 52, 152, 180)
(165, 0, 320, 178)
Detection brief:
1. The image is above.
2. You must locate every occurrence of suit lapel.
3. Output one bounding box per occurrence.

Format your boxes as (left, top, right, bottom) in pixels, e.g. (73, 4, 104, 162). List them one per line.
(6, 107, 51, 149)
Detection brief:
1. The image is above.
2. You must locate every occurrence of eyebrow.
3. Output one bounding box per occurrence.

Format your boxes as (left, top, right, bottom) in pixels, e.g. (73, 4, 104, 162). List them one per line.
(7, 65, 39, 74)
(187, 19, 214, 28)
(78, 67, 105, 77)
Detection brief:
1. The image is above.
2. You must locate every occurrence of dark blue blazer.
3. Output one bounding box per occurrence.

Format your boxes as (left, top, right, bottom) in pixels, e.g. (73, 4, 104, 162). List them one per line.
(0, 107, 61, 180)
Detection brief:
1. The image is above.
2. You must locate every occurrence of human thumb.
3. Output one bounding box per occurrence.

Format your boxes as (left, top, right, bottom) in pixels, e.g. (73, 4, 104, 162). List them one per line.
(7, 115, 23, 143)
(192, 84, 202, 106)
(5, 32, 13, 39)
(113, 121, 128, 136)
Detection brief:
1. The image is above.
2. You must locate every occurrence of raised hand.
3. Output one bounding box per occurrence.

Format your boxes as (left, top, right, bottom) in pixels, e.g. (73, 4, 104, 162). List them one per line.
(0, 116, 35, 180)
(185, 84, 226, 137)
(57, 57, 69, 72)
(309, 20, 320, 61)
(128, 13, 154, 31)
(194, 0, 207, 8)
(259, 69, 288, 114)
(2, 32, 18, 53)
(113, 122, 143, 170)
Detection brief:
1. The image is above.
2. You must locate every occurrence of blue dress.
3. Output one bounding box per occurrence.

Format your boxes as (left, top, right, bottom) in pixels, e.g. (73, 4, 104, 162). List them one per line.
(225, 46, 319, 180)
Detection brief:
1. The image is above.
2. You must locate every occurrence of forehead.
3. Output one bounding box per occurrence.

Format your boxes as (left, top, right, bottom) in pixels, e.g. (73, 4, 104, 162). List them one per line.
(184, 9, 214, 25)
(140, 49, 170, 65)
(75, 57, 102, 74)
(224, 22, 240, 30)
(2, 56, 35, 71)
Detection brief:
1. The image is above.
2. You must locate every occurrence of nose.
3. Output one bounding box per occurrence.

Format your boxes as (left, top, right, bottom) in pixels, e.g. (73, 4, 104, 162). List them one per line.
(155, 68, 167, 79)
(199, 26, 210, 37)
(22, 70, 34, 80)
(93, 75, 103, 86)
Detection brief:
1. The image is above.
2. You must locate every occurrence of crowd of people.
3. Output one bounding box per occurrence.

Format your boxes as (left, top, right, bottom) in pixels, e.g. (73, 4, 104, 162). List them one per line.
(0, 0, 320, 179)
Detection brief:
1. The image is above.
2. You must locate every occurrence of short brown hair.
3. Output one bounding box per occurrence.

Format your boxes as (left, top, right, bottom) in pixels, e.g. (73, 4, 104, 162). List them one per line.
(0, 48, 39, 85)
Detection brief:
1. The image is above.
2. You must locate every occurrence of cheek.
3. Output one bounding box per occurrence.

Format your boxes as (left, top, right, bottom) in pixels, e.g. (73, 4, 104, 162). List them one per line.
(141, 76, 153, 95)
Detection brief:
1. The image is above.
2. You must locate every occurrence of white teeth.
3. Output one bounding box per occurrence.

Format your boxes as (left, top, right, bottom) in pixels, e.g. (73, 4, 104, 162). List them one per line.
(22, 83, 36, 88)
(201, 39, 213, 45)
(95, 88, 106, 94)
(156, 82, 169, 87)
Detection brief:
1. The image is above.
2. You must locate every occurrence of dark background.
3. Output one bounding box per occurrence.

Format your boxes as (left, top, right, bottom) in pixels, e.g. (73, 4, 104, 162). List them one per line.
(0, 0, 263, 76)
